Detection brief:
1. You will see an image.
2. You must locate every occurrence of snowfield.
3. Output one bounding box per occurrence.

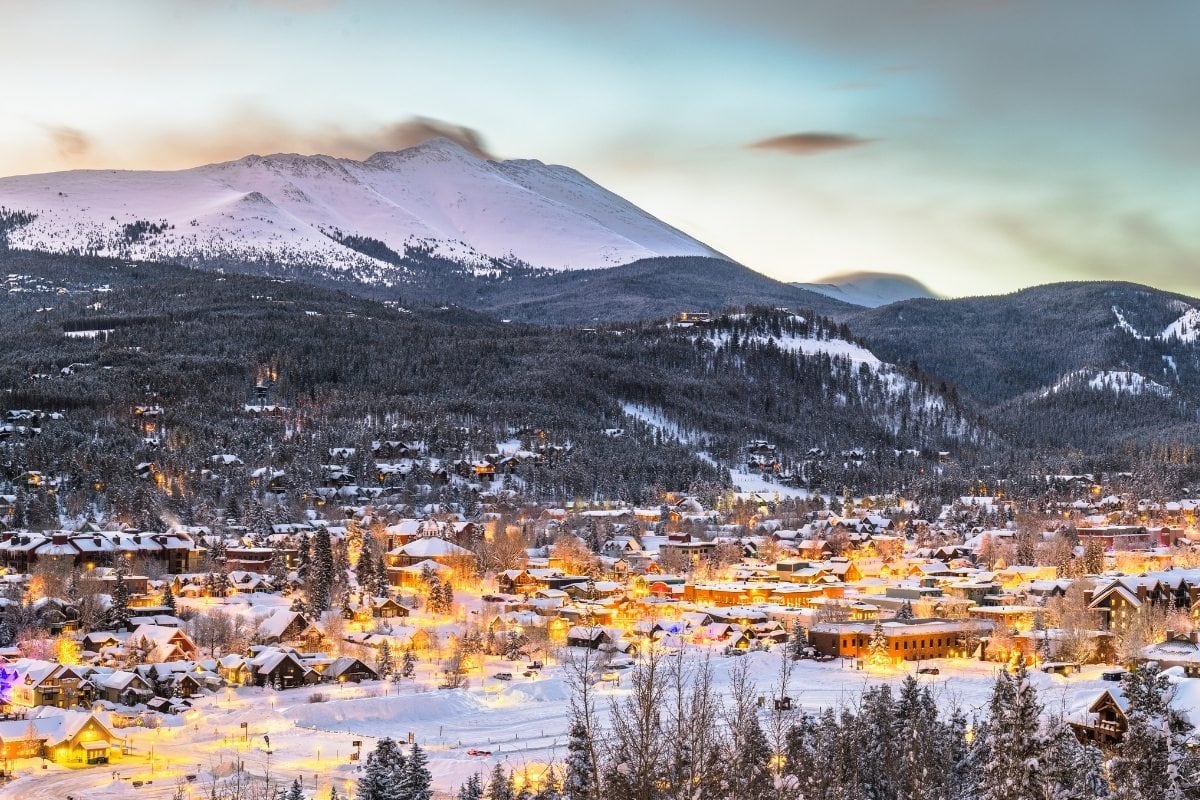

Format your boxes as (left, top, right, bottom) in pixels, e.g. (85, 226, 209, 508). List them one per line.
(1042, 368, 1173, 398)
(1112, 304, 1200, 345)
(0, 138, 720, 278)
(0, 647, 1122, 800)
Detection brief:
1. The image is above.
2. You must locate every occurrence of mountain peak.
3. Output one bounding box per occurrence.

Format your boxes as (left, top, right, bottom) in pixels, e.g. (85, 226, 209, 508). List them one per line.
(795, 271, 938, 308)
(0, 141, 721, 276)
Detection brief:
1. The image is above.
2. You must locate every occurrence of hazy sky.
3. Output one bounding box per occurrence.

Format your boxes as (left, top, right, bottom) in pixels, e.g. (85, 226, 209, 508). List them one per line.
(2, 0, 1198, 297)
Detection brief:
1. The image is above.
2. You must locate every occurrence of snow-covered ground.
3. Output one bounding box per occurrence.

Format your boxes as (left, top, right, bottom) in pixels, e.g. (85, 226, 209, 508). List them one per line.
(0, 139, 719, 277)
(0, 648, 1118, 800)
(1112, 303, 1200, 344)
(1042, 368, 1173, 398)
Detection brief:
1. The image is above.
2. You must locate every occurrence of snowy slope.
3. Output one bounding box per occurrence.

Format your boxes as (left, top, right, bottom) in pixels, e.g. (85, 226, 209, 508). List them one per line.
(796, 271, 937, 308)
(1041, 368, 1173, 399)
(0, 139, 721, 278)
(1112, 303, 1200, 344)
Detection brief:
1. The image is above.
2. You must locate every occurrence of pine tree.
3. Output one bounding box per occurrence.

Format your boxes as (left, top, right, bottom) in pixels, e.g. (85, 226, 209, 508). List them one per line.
(486, 764, 514, 800)
(309, 526, 333, 612)
(1111, 663, 1175, 800)
(268, 547, 289, 590)
(374, 559, 390, 598)
(1043, 717, 1108, 800)
(107, 564, 132, 631)
(868, 619, 889, 667)
(896, 600, 914, 620)
(979, 662, 1048, 800)
(401, 743, 432, 800)
(563, 716, 597, 800)
(378, 640, 394, 679)
(458, 774, 484, 800)
(285, 777, 306, 800)
(161, 581, 176, 613)
(402, 648, 417, 679)
(1083, 538, 1105, 574)
(788, 619, 807, 659)
(357, 546, 375, 593)
(358, 737, 407, 800)
(296, 532, 312, 582)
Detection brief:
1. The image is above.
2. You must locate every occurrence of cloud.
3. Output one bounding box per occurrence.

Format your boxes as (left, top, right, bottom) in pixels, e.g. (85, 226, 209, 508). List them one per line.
(44, 125, 92, 162)
(748, 132, 874, 156)
(62, 112, 499, 172)
(363, 118, 495, 160)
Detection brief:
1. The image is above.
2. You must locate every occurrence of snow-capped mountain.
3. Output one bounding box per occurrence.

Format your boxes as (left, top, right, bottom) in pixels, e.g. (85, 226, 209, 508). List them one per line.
(795, 271, 937, 308)
(0, 138, 721, 280)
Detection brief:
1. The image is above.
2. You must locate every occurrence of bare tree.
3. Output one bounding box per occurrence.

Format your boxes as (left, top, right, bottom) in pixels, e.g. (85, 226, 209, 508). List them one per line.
(605, 644, 669, 800)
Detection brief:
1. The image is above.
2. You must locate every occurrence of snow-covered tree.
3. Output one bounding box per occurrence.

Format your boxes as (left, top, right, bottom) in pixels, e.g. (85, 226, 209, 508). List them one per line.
(868, 619, 889, 667)
(401, 743, 433, 800)
(458, 774, 484, 800)
(357, 737, 407, 800)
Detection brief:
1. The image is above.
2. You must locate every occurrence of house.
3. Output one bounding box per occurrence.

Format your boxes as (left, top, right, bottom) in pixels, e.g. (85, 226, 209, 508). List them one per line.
(8, 660, 90, 709)
(97, 670, 154, 706)
(250, 650, 317, 690)
(387, 537, 475, 569)
(0, 707, 122, 765)
(1070, 689, 1129, 747)
(322, 657, 378, 684)
(257, 610, 325, 648)
(125, 624, 198, 662)
(566, 626, 612, 650)
(1139, 631, 1200, 676)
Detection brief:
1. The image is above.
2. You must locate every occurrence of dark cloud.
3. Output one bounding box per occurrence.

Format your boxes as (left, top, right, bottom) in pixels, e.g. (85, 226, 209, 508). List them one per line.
(44, 125, 92, 162)
(748, 132, 873, 156)
(365, 118, 494, 160)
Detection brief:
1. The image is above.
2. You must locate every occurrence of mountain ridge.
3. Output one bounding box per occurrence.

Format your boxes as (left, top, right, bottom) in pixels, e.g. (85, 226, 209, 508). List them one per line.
(0, 137, 722, 278)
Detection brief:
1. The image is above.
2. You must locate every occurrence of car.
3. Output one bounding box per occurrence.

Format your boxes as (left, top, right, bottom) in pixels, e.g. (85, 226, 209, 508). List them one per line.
(493, 672, 513, 681)
(523, 670, 538, 677)
(467, 749, 492, 757)
(917, 667, 940, 675)
(527, 661, 544, 670)
(815, 654, 836, 663)
(1101, 669, 1127, 682)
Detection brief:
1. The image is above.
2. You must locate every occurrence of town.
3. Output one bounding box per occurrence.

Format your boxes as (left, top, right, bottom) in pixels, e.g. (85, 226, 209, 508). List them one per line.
(0, 412, 1198, 798)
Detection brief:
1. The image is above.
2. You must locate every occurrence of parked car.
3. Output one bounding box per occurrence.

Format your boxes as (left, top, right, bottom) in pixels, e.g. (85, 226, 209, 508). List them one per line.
(467, 749, 492, 757)
(917, 667, 940, 675)
(493, 672, 513, 681)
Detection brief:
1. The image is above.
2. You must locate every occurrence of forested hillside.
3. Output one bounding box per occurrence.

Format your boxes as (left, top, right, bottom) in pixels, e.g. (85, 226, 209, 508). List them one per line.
(0, 252, 984, 527)
(848, 282, 1200, 450)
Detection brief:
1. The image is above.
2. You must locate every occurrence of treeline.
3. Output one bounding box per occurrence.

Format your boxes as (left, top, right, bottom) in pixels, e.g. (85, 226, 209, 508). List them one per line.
(432, 652, 1196, 800)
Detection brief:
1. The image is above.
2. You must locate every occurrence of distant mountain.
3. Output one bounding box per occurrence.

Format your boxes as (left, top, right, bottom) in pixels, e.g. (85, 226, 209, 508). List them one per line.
(796, 271, 937, 308)
(846, 282, 1200, 449)
(0, 138, 721, 280)
(414, 256, 855, 324)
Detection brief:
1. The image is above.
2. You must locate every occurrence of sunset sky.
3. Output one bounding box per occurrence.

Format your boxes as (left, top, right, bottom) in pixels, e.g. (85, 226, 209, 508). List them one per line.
(3, 0, 1198, 297)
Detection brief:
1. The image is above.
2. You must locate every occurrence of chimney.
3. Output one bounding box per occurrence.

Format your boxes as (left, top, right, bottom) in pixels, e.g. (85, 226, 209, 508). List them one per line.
(52, 533, 68, 546)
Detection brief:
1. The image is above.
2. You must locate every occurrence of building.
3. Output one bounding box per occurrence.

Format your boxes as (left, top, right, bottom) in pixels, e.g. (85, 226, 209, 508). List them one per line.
(1070, 689, 1128, 747)
(808, 618, 993, 662)
(0, 708, 122, 765)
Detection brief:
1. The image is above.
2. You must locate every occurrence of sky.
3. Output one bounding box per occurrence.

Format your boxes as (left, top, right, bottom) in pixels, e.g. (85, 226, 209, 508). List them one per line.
(1, 0, 1198, 298)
